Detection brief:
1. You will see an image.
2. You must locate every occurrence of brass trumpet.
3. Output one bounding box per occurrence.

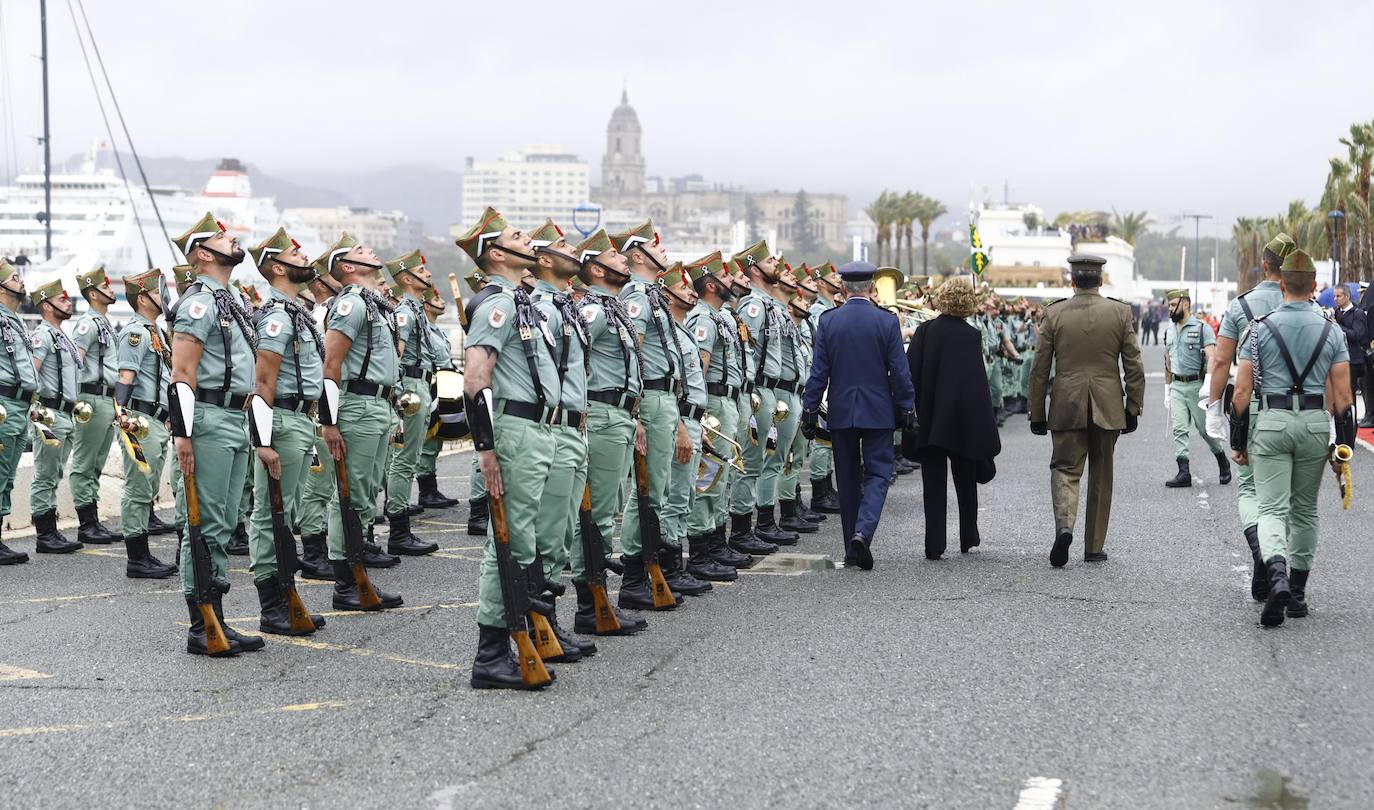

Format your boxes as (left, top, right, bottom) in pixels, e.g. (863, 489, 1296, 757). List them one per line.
(31, 405, 55, 426)
(395, 390, 423, 417)
(701, 413, 746, 474)
(772, 398, 790, 425)
(73, 400, 94, 424)
(0, 401, 7, 424)
(750, 391, 761, 414)
(114, 408, 151, 440)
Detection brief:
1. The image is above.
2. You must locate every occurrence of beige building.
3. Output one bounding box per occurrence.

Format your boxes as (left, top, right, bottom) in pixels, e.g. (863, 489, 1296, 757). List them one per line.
(460, 145, 590, 231)
(284, 206, 422, 254)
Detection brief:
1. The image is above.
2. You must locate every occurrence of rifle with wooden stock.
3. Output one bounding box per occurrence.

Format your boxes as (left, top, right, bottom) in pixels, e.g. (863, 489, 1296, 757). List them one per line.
(578, 482, 622, 633)
(266, 471, 317, 633)
(633, 448, 677, 610)
(333, 457, 383, 610)
(489, 495, 553, 687)
(185, 471, 231, 655)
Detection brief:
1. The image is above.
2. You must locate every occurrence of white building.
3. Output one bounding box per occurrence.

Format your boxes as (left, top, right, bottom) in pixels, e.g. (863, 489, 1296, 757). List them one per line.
(459, 145, 590, 231)
(284, 206, 422, 256)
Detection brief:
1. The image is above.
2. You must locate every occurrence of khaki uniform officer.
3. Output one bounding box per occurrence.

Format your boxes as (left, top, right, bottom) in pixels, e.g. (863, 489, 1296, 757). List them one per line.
(28, 279, 84, 555)
(0, 262, 37, 565)
(70, 267, 124, 544)
(1161, 288, 1229, 487)
(1028, 254, 1146, 567)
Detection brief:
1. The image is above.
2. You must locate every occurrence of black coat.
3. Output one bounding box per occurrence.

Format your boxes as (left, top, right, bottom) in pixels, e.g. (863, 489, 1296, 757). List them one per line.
(902, 314, 1002, 463)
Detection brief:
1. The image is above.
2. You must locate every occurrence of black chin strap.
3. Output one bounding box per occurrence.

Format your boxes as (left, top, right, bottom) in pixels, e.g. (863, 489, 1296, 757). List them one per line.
(586, 258, 630, 285)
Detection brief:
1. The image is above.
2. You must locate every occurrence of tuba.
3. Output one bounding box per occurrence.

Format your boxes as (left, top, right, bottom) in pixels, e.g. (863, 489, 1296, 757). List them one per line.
(873, 266, 906, 307)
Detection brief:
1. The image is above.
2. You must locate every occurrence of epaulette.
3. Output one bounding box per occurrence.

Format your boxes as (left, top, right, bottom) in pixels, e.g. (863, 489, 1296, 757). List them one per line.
(1043, 298, 1066, 307)
(818, 306, 840, 320)
(1105, 296, 1130, 306)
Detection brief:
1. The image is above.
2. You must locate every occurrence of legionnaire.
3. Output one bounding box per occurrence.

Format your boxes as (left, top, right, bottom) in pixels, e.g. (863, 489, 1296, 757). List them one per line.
(381, 249, 441, 556)
(807, 261, 842, 514)
(168, 213, 265, 654)
(69, 267, 124, 545)
(28, 278, 84, 555)
(613, 221, 704, 604)
(455, 207, 562, 688)
(684, 252, 758, 568)
(1028, 254, 1146, 567)
(0, 261, 36, 565)
(113, 270, 178, 579)
(776, 263, 823, 533)
(1228, 248, 1354, 627)
(1160, 288, 1230, 487)
(244, 229, 328, 634)
(464, 268, 493, 538)
(1204, 233, 1296, 601)
(315, 232, 406, 606)
(415, 286, 461, 509)
(295, 273, 342, 580)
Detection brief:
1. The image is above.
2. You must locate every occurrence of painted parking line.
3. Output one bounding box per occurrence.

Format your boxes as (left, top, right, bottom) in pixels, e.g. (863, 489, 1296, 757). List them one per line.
(1013, 777, 1067, 809)
(0, 699, 349, 739)
(0, 663, 54, 681)
(250, 634, 467, 672)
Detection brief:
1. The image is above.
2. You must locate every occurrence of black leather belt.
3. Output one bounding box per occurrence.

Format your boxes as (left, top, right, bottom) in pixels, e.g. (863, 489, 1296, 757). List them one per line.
(38, 396, 75, 414)
(129, 399, 168, 421)
(1260, 393, 1325, 411)
(1172, 373, 1202, 383)
(554, 409, 586, 429)
(195, 388, 250, 410)
(706, 382, 739, 398)
(680, 403, 706, 421)
(588, 389, 640, 413)
(273, 395, 317, 414)
(401, 366, 430, 380)
(345, 381, 394, 400)
(79, 382, 114, 397)
(766, 376, 802, 394)
(0, 384, 35, 401)
(499, 400, 556, 424)
(643, 376, 673, 392)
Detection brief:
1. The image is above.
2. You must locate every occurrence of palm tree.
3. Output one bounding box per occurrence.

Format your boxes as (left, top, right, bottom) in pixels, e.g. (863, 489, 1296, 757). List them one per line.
(1232, 217, 1263, 294)
(1110, 208, 1153, 245)
(864, 190, 900, 266)
(893, 192, 917, 273)
(914, 194, 948, 276)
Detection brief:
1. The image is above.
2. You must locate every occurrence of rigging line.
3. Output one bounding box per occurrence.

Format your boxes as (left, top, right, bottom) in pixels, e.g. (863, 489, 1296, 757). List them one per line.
(73, 0, 172, 257)
(65, 0, 151, 267)
(0, 1, 20, 182)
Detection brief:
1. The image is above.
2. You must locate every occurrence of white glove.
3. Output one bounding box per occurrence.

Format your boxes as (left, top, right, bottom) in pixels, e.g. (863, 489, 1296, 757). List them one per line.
(1202, 395, 1228, 441)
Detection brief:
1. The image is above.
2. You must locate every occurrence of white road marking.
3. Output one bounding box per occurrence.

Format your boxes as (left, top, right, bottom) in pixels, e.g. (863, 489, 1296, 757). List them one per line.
(0, 663, 53, 681)
(1013, 776, 1067, 809)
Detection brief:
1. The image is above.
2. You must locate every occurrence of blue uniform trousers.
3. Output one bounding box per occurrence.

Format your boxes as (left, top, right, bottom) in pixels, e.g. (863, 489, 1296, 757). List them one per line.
(830, 426, 894, 557)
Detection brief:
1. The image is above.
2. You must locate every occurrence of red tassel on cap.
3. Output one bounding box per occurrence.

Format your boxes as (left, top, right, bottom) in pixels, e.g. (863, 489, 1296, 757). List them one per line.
(215, 220, 227, 232)
(291, 239, 301, 249)
(554, 224, 564, 237)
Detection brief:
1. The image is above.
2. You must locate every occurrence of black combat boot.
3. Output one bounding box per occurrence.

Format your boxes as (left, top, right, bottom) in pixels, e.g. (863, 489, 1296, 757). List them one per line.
(470, 624, 553, 690)
(798, 499, 826, 523)
(778, 499, 818, 534)
(227, 522, 249, 555)
(687, 532, 737, 582)
(147, 506, 177, 536)
(1165, 458, 1192, 488)
(810, 475, 841, 514)
(125, 533, 176, 579)
(386, 511, 438, 556)
(466, 495, 489, 536)
(185, 598, 241, 657)
(75, 502, 121, 544)
(602, 554, 625, 575)
(331, 560, 403, 610)
(0, 526, 29, 565)
(298, 533, 335, 580)
(547, 595, 595, 658)
(1243, 526, 1268, 601)
(361, 526, 400, 568)
(417, 473, 460, 509)
(661, 543, 711, 595)
(709, 524, 754, 569)
(1260, 556, 1291, 627)
(1287, 569, 1310, 618)
(755, 505, 798, 545)
(573, 580, 645, 635)
(212, 595, 265, 651)
(1215, 453, 1232, 485)
(32, 510, 81, 554)
(728, 511, 777, 556)
(618, 554, 678, 611)
(528, 552, 566, 597)
(255, 578, 315, 636)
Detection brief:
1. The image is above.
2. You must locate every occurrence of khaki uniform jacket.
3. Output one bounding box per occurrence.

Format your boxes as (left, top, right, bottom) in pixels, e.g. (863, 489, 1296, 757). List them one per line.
(1029, 289, 1145, 431)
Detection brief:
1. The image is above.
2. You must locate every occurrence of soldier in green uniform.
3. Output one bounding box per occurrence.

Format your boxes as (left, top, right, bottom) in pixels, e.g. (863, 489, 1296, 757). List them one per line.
(113, 270, 178, 579)
(777, 264, 824, 533)
(381, 249, 441, 555)
(1205, 234, 1296, 601)
(28, 279, 84, 555)
(1161, 288, 1230, 488)
(1229, 248, 1353, 627)
(807, 261, 842, 513)
(295, 273, 341, 580)
(464, 269, 493, 538)
(168, 213, 265, 654)
(456, 208, 563, 688)
(69, 267, 124, 545)
(722, 256, 779, 556)
(162, 263, 199, 541)
(243, 229, 329, 634)
(415, 286, 461, 509)
(316, 232, 406, 606)
(684, 252, 758, 568)
(0, 261, 36, 565)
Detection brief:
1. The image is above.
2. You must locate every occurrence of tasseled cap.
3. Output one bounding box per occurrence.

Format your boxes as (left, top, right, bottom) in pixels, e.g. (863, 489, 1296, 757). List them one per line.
(385, 249, 425, 277)
(733, 240, 770, 269)
(172, 211, 225, 257)
(29, 278, 67, 307)
(249, 228, 297, 269)
(311, 232, 361, 280)
(455, 207, 508, 263)
(76, 266, 107, 291)
(122, 269, 163, 302)
(687, 251, 724, 278)
(611, 220, 656, 253)
(574, 230, 614, 263)
(658, 262, 688, 289)
(529, 219, 567, 249)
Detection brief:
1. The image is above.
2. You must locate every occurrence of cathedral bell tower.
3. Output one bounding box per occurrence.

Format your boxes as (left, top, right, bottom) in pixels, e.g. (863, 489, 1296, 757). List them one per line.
(601, 89, 645, 207)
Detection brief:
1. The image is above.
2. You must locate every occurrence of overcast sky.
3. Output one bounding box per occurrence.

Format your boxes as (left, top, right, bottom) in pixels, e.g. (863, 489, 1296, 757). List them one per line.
(2, 0, 1372, 235)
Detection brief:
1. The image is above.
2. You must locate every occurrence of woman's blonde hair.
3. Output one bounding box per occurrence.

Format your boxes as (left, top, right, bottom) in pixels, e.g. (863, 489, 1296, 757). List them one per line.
(932, 276, 978, 318)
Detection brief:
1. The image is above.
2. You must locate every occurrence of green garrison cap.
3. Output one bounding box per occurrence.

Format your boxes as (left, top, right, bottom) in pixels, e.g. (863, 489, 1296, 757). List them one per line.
(1281, 248, 1317, 274)
(455, 207, 509, 263)
(76, 266, 107, 291)
(687, 251, 725, 278)
(421, 286, 444, 306)
(575, 229, 614, 263)
(172, 264, 197, 293)
(658, 262, 687, 289)
(312, 232, 361, 280)
(387, 282, 404, 301)
(463, 268, 487, 293)
(1264, 232, 1298, 260)
(733, 240, 770, 269)
(1165, 289, 1189, 302)
(172, 211, 225, 257)
(794, 262, 811, 279)
(385, 248, 425, 278)
(233, 280, 262, 307)
(0, 260, 16, 284)
(122, 269, 163, 302)
(611, 220, 655, 253)
(29, 278, 66, 307)
(813, 261, 836, 279)
(528, 219, 567, 249)
(682, 261, 709, 284)
(249, 227, 296, 269)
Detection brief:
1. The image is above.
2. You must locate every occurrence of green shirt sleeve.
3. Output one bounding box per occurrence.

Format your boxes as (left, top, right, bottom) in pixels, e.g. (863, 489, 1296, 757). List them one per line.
(325, 294, 367, 343)
(116, 326, 143, 372)
(256, 308, 294, 358)
(72, 316, 99, 354)
(465, 294, 517, 352)
(174, 291, 218, 345)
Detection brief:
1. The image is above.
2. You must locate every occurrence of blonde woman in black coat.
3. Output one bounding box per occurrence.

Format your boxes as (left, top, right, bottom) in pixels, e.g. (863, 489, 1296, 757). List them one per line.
(902, 277, 1001, 559)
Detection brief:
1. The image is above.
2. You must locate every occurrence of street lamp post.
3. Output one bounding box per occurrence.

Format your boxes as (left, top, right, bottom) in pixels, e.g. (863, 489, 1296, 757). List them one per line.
(1182, 213, 1212, 303)
(1328, 210, 1345, 286)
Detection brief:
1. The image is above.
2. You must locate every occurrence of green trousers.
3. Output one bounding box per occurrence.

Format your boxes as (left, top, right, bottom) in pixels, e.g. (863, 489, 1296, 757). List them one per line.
(385, 377, 431, 516)
(986, 356, 1002, 406)
(757, 389, 801, 508)
(418, 435, 440, 476)
(469, 452, 486, 500)
(176, 405, 250, 597)
(1250, 408, 1329, 570)
(30, 412, 75, 516)
(1019, 349, 1036, 394)
(663, 416, 702, 544)
(535, 425, 587, 581)
(1235, 400, 1261, 531)
(809, 443, 833, 479)
(779, 412, 809, 501)
(120, 420, 169, 537)
(298, 435, 333, 536)
(172, 456, 186, 526)
(1170, 378, 1225, 459)
(620, 390, 677, 557)
(584, 400, 636, 562)
(689, 393, 738, 534)
(70, 395, 115, 508)
(0, 396, 32, 518)
(248, 409, 315, 583)
(327, 395, 392, 561)
(731, 387, 776, 514)
(476, 412, 554, 628)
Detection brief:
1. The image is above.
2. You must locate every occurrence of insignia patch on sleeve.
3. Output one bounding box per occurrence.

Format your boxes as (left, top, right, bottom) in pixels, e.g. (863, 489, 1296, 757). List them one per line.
(694, 325, 710, 342)
(264, 320, 284, 338)
(128, 333, 142, 347)
(626, 302, 642, 319)
(30, 334, 42, 348)
(581, 305, 599, 324)
(76, 322, 91, 336)
(187, 301, 208, 320)
(746, 303, 761, 318)
(489, 308, 508, 328)
(336, 300, 354, 317)
(396, 313, 409, 328)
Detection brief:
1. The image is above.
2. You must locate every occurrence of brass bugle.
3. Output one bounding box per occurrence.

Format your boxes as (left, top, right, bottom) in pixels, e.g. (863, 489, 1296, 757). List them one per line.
(395, 390, 423, 417)
(1333, 444, 1354, 462)
(772, 397, 790, 425)
(32, 405, 55, 426)
(0, 401, 7, 424)
(701, 414, 746, 474)
(73, 400, 94, 424)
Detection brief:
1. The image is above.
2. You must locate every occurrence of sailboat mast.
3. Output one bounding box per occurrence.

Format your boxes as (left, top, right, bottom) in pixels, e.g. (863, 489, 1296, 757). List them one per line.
(40, 0, 52, 260)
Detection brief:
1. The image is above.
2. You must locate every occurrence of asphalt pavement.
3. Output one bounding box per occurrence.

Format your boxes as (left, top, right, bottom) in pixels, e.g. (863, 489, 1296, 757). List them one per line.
(1, 348, 1370, 809)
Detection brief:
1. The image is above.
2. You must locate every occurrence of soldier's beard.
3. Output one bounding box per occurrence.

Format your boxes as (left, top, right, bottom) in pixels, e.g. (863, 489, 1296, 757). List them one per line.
(286, 264, 316, 284)
(1170, 311, 1185, 323)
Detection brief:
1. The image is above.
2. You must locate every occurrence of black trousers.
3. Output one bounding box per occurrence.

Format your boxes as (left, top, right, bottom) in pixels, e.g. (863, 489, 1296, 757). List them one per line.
(917, 447, 980, 558)
(1359, 360, 1374, 424)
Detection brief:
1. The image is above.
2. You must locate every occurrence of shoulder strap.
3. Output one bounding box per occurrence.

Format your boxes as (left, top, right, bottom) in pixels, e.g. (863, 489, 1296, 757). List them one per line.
(1238, 295, 1254, 322)
(752, 299, 772, 386)
(512, 291, 547, 410)
(463, 285, 501, 327)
